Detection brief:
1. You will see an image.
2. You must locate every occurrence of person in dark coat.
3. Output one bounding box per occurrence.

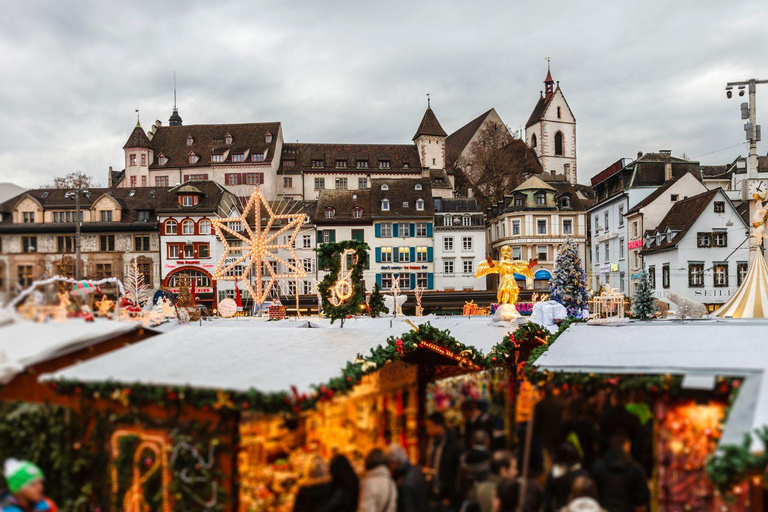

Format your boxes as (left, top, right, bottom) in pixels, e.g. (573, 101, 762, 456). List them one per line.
(425, 412, 462, 510)
(460, 400, 499, 449)
(534, 384, 566, 458)
(293, 455, 334, 512)
(385, 444, 429, 512)
(599, 393, 640, 453)
(458, 430, 492, 494)
(542, 442, 590, 512)
(591, 431, 650, 512)
(318, 454, 359, 512)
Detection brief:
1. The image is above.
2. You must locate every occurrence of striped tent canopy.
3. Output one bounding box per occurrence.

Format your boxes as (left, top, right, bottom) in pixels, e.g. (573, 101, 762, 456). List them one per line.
(714, 254, 768, 318)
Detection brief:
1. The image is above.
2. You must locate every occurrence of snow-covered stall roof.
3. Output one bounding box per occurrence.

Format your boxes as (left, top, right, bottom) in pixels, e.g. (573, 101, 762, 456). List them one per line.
(41, 315, 510, 395)
(535, 320, 768, 446)
(0, 319, 145, 384)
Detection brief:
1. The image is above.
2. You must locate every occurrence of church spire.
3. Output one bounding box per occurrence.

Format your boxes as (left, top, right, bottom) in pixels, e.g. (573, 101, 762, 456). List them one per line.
(169, 72, 183, 126)
(544, 58, 555, 101)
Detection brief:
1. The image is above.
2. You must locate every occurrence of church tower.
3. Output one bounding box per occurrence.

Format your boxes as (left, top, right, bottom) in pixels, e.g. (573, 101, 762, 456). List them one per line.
(122, 119, 154, 187)
(413, 98, 447, 174)
(525, 62, 577, 184)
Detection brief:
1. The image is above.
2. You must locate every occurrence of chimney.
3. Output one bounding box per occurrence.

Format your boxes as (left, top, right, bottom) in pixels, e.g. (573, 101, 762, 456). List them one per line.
(663, 153, 673, 181)
(108, 166, 113, 187)
(637, 151, 643, 159)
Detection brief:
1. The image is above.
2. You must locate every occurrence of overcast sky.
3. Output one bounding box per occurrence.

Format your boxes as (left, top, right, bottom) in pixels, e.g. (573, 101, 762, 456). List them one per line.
(1, 0, 767, 189)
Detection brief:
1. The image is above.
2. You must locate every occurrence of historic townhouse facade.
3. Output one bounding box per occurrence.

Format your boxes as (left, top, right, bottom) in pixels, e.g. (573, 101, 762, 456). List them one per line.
(433, 198, 487, 291)
(624, 171, 707, 294)
(640, 188, 748, 312)
(0, 188, 168, 299)
(588, 152, 701, 294)
(486, 175, 592, 292)
(370, 179, 435, 291)
(118, 119, 284, 199)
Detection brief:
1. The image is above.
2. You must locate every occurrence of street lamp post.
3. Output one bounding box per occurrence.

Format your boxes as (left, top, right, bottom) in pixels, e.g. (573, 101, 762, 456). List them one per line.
(65, 189, 90, 280)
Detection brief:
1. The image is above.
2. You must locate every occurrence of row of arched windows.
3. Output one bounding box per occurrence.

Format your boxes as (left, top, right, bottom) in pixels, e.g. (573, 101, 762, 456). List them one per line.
(163, 218, 212, 236)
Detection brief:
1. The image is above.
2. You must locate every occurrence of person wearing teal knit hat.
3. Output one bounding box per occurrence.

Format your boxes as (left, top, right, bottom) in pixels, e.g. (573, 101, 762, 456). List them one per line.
(1, 459, 57, 512)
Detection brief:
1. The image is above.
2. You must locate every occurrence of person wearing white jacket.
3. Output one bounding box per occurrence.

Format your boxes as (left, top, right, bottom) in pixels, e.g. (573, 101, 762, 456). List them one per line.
(560, 476, 606, 512)
(358, 449, 397, 512)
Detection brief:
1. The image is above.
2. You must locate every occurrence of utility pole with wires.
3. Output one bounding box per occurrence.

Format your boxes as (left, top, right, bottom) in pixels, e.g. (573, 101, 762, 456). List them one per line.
(725, 78, 768, 263)
(64, 188, 90, 280)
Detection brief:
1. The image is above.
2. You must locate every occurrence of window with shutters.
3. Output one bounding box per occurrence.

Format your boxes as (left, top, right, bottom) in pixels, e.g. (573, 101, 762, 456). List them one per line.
(648, 266, 656, 289)
(398, 247, 410, 262)
(245, 173, 263, 185)
(303, 234, 312, 248)
(416, 247, 428, 262)
(697, 232, 712, 248)
(714, 201, 725, 213)
(181, 195, 199, 207)
(398, 223, 409, 237)
(688, 263, 704, 287)
(380, 223, 392, 237)
(382, 273, 393, 289)
(415, 223, 428, 237)
(226, 174, 239, 186)
(381, 247, 393, 262)
(714, 263, 729, 287)
(417, 273, 428, 288)
(713, 231, 728, 247)
(738, 262, 748, 286)
(662, 264, 670, 288)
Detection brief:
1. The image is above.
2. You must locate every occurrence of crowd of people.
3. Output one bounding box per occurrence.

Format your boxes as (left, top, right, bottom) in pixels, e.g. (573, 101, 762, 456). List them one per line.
(293, 388, 652, 512)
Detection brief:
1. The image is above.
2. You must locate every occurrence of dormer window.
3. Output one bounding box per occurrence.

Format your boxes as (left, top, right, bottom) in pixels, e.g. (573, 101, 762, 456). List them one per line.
(312, 159, 324, 168)
(379, 160, 390, 169)
(353, 207, 363, 218)
(560, 195, 571, 208)
(357, 160, 369, 169)
(325, 207, 335, 219)
(212, 154, 224, 163)
(403, 201, 409, 208)
(265, 132, 273, 143)
(382, 199, 390, 211)
(381, 183, 389, 191)
(535, 192, 546, 206)
(158, 154, 168, 165)
(415, 183, 423, 191)
(186, 135, 194, 146)
(514, 195, 524, 207)
(181, 195, 199, 207)
(188, 153, 197, 164)
(232, 153, 245, 163)
(225, 133, 233, 145)
(252, 153, 265, 162)
(336, 160, 347, 169)
(402, 162, 409, 169)
(416, 199, 425, 211)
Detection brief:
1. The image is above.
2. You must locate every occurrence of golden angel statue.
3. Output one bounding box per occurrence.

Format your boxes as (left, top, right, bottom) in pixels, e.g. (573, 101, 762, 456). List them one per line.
(752, 190, 768, 245)
(475, 245, 538, 321)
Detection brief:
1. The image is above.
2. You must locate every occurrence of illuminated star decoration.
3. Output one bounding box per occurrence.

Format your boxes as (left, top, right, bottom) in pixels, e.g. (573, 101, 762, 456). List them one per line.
(211, 188, 306, 307)
(95, 295, 114, 317)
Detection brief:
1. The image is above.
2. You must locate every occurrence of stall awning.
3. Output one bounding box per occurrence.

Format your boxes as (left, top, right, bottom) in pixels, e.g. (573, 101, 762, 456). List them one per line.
(534, 269, 552, 280)
(534, 320, 768, 447)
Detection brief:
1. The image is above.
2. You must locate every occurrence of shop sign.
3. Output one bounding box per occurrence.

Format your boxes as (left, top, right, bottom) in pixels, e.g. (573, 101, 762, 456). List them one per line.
(600, 263, 611, 274)
(597, 232, 618, 243)
(381, 265, 428, 270)
(628, 239, 643, 250)
(610, 263, 619, 272)
(630, 273, 642, 280)
(167, 287, 214, 294)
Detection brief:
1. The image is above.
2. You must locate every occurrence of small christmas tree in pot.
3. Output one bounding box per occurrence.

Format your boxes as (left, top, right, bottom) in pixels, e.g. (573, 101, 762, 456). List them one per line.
(550, 239, 590, 318)
(368, 282, 389, 318)
(632, 269, 657, 320)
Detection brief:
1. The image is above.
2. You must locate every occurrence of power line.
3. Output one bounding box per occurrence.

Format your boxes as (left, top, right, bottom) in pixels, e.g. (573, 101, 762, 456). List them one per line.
(692, 141, 748, 159)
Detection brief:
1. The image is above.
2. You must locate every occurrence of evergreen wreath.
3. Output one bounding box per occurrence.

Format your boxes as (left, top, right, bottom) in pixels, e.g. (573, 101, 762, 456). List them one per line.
(316, 240, 370, 326)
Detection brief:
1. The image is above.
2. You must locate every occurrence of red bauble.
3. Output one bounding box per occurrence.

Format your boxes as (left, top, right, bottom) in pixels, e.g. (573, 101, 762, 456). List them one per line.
(74, 387, 82, 394)
(242, 402, 250, 409)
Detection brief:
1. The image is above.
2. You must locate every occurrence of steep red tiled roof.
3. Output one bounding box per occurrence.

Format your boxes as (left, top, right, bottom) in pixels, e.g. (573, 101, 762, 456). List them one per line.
(412, 108, 447, 140)
(445, 109, 493, 159)
(147, 122, 281, 169)
(123, 123, 152, 149)
(280, 143, 421, 172)
(370, 178, 433, 218)
(315, 190, 372, 224)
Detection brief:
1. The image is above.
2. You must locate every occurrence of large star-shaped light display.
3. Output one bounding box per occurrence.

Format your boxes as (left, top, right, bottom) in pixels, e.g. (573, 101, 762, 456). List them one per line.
(212, 188, 306, 307)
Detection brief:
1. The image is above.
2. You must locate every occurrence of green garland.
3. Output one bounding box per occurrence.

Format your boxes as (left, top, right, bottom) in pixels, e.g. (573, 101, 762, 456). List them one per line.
(316, 240, 370, 325)
(705, 427, 768, 494)
(0, 401, 228, 512)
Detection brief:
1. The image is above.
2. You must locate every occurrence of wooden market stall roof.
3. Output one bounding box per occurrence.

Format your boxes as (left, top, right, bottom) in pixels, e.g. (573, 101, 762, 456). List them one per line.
(534, 319, 768, 447)
(41, 316, 509, 396)
(0, 319, 152, 385)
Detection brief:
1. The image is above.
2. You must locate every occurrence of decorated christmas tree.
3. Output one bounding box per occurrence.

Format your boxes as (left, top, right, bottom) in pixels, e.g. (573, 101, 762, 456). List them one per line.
(175, 274, 195, 308)
(368, 282, 389, 318)
(124, 259, 151, 307)
(550, 240, 590, 317)
(633, 269, 656, 319)
(317, 240, 369, 327)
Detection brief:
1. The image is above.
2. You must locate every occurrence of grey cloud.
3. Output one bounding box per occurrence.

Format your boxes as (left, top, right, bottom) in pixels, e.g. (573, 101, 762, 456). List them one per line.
(0, 0, 766, 188)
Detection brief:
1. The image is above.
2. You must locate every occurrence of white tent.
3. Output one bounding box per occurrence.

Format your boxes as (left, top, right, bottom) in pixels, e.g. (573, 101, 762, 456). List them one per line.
(535, 320, 768, 446)
(41, 315, 513, 394)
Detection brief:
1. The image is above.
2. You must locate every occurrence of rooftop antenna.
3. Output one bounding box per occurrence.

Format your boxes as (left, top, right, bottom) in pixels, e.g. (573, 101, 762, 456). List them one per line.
(173, 71, 177, 110)
(135, 108, 140, 125)
(427, 93, 430, 108)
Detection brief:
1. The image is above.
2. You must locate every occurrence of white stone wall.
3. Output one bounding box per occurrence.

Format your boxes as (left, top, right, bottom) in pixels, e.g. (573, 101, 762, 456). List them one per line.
(526, 89, 577, 184)
(415, 135, 445, 170)
(434, 228, 487, 291)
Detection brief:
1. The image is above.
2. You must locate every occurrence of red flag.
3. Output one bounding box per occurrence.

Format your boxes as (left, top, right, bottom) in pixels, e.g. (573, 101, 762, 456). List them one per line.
(234, 278, 243, 310)
(190, 278, 197, 303)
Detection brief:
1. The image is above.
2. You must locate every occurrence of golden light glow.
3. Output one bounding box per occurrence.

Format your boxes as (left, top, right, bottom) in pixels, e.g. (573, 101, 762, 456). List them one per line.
(328, 249, 356, 306)
(95, 295, 114, 317)
(110, 430, 171, 512)
(475, 245, 535, 307)
(211, 187, 306, 307)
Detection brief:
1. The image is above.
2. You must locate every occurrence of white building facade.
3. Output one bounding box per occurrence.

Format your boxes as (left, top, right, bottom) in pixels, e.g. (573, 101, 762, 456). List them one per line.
(433, 198, 486, 291)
